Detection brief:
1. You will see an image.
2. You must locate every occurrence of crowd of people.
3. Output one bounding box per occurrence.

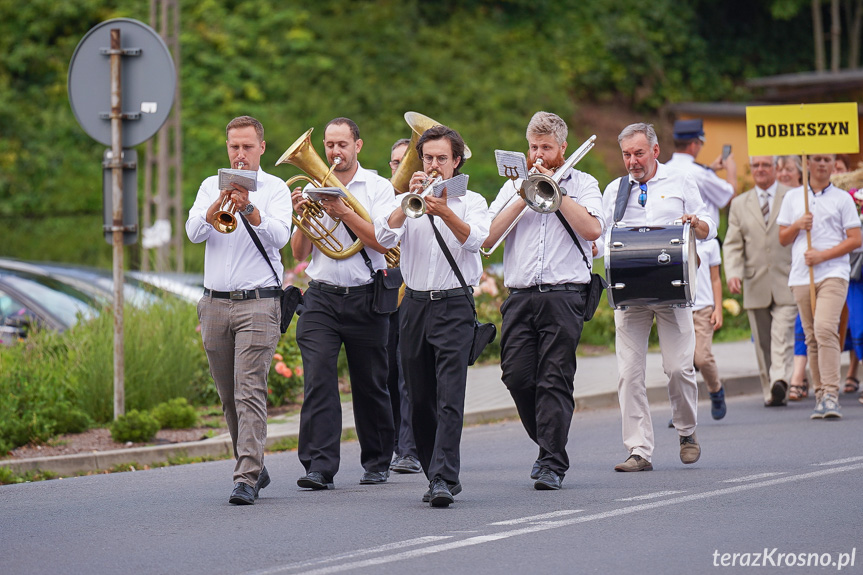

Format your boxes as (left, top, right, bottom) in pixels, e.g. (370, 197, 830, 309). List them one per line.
(185, 113, 862, 506)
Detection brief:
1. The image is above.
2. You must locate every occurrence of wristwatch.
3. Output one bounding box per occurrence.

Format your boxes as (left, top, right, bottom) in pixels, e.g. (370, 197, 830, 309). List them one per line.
(241, 203, 255, 216)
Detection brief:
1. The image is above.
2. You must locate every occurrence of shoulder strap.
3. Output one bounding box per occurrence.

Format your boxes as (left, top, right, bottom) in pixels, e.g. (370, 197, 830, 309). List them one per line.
(427, 215, 477, 317)
(343, 224, 376, 279)
(553, 211, 591, 271)
(614, 176, 634, 223)
(240, 214, 282, 287)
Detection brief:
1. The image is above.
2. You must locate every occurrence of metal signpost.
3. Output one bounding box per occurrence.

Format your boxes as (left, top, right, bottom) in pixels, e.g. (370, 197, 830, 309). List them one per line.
(68, 18, 176, 420)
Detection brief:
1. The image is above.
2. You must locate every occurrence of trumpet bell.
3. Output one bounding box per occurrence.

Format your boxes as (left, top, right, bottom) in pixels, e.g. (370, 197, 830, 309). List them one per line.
(521, 173, 563, 213)
(212, 196, 239, 233)
(401, 193, 427, 219)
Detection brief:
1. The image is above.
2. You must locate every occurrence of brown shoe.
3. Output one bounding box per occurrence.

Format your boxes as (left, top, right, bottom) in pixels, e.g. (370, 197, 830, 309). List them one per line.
(614, 454, 653, 472)
(679, 433, 701, 464)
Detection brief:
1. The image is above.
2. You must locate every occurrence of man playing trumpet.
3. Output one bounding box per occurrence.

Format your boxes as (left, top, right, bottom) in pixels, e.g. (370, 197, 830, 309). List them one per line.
(376, 125, 489, 507)
(483, 111, 604, 490)
(291, 117, 396, 490)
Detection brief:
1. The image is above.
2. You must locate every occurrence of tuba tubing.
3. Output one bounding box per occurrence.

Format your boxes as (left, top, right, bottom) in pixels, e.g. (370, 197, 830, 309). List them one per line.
(276, 129, 372, 260)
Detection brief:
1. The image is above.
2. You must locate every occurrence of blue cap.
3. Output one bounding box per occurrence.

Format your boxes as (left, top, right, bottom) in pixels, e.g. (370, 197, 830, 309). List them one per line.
(673, 119, 705, 141)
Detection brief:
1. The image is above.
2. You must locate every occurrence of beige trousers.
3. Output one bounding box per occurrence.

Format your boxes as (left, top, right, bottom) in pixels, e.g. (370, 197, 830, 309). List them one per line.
(198, 295, 281, 486)
(792, 278, 848, 399)
(692, 307, 721, 393)
(746, 303, 797, 402)
(615, 305, 698, 462)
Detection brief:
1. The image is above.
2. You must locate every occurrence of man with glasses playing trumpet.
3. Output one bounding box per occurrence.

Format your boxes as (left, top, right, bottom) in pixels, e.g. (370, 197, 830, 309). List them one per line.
(290, 117, 396, 491)
(186, 116, 292, 505)
(483, 111, 604, 491)
(376, 125, 489, 507)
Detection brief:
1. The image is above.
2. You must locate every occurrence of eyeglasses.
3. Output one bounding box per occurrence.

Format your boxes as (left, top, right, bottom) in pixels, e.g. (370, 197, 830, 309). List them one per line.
(422, 155, 450, 165)
(638, 183, 648, 207)
(389, 160, 401, 169)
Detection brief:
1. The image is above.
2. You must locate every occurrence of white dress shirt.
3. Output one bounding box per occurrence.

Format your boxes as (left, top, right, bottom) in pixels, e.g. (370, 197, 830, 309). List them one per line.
(776, 183, 861, 286)
(376, 190, 490, 290)
(755, 180, 779, 216)
(302, 163, 396, 287)
(488, 168, 604, 288)
(665, 152, 734, 228)
(186, 168, 292, 291)
(599, 162, 717, 248)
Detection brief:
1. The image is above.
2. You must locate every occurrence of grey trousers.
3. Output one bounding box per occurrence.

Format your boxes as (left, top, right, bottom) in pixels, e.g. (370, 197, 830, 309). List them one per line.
(198, 295, 281, 486)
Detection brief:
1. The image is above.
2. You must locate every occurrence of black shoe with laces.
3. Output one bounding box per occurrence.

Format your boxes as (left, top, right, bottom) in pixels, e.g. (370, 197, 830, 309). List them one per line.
(534, 468, 562, 490)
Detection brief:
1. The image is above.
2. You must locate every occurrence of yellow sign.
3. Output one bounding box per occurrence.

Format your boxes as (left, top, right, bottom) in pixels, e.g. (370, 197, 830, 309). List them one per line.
(746, 102, 859, 155)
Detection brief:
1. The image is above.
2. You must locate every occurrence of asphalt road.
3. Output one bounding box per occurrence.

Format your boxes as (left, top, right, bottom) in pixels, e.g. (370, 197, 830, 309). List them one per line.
(3, 393, 862, 575)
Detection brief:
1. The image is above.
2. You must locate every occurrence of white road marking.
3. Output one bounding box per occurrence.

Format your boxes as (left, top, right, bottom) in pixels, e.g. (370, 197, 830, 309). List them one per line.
(814, 455, 863, 466)
(489, 510, 583, 525)
(721, 472, 786, 483)
(615, 490, 685, 501)
(242, 536, 452, 575)
(251, 462, 863, 575)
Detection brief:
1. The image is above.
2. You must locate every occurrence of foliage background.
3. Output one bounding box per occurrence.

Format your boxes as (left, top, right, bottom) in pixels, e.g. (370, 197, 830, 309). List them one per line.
(0, 0, 816, 269)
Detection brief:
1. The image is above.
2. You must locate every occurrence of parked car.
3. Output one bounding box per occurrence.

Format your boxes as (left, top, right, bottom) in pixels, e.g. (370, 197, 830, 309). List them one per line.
(0, 267, 101, 345)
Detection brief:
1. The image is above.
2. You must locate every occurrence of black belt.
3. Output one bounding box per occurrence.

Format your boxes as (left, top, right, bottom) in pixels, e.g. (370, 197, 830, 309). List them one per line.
(509, 282, 587, 295)
(308, 280, 374, 295)
(203, 287, 282, 300)
(404, 286, 472, 301)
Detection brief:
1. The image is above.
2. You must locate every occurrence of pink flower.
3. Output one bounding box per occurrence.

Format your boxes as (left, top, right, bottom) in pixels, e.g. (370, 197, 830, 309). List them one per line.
(295, 366, 304, 377)
(293, 261, 309, 275)
(273, 353, 283, 361)
(275, 361, 292, 378)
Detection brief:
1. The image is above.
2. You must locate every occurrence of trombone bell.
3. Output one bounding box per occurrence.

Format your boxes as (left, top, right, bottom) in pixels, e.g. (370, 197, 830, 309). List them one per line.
(520, 173, 563, 213)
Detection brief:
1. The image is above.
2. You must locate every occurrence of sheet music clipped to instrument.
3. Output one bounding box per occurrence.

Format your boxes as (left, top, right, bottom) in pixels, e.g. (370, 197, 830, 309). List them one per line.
(218, 168, 257, 191)
(432, 173, 469, 198)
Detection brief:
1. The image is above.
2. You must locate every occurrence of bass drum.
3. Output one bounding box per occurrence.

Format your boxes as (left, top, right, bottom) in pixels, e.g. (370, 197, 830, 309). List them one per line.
(604, 223, 698, 309)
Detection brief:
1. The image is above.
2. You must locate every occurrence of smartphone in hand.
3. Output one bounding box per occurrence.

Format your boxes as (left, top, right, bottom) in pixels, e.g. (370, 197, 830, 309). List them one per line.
(721, 144, 732, 161)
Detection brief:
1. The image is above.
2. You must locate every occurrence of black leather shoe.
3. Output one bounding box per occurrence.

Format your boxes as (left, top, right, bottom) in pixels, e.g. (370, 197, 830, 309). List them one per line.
(359, 470, 389, 485)
(297, 471, 334, 490)
(766, 380, 788, 406)
(534, 468, 562, 491)
(423, 480, 462, 503)
(229, 482, 255, 505)
(255, 466, 270, 499)
(530, 459, 541, 480)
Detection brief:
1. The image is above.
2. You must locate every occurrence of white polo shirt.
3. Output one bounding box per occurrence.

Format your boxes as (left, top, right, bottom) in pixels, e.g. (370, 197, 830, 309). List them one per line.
(776, 183, 861, 286)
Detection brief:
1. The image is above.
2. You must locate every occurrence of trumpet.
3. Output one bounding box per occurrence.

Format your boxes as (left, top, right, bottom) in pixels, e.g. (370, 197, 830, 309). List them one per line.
(401, 170, 442, 218)
(212, 162, 244, 233)
(480, 135, 596, 257)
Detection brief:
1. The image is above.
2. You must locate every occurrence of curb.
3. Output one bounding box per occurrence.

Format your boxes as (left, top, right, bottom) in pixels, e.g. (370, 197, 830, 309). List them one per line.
(1, 372, 766, 477)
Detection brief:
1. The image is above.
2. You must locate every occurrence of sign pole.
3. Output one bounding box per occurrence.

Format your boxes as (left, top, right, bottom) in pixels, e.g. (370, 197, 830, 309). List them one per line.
(801, 152, 816, 316)
(109, 29, 125, 420)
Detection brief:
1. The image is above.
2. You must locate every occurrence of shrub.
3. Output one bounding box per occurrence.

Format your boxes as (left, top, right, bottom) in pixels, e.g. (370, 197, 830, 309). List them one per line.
(268, 321, 305, 407)
(151, 398, 198, 429)
(110, 409, 160, 443)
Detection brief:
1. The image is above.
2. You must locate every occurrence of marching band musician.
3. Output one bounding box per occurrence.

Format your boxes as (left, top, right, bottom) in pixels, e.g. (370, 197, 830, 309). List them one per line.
(291, 117, 395, 490)
(186, 116, 292, 505)
(601, 123, 715, 472)
(483, 111, 603, 491)
(376, 125, 490, 507)
(384, 139, 423, 475)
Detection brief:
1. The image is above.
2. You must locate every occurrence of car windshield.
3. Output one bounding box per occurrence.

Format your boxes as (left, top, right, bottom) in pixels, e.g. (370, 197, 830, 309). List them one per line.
(1, 274, 99, 327)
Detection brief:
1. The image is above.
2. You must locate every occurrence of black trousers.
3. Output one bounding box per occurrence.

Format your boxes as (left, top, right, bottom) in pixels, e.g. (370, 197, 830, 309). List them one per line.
(386, 309, 417, 458)
(499, 288, 586, 477)
(399, 294, 474, 486)
(297, 287, 393, 480)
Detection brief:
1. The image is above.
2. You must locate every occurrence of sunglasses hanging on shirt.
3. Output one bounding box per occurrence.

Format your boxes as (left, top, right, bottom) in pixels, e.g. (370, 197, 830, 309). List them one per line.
(638, 183, 648, 207)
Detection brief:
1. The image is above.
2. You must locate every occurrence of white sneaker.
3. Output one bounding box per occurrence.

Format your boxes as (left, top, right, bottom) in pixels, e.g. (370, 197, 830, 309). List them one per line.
(822, 395, 842, 419)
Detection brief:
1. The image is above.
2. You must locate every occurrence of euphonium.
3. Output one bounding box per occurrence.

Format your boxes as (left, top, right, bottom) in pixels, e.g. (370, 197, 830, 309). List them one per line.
(401, 170, 442, 218)
(275, 128, 373, 260)
(212, 161, 244, 233)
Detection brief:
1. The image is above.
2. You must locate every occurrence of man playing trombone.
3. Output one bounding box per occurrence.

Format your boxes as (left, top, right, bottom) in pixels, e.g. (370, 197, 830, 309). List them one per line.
(290, 117, 395, 490)
(483, 111, 604, 491)
(376, 125, 490, 507)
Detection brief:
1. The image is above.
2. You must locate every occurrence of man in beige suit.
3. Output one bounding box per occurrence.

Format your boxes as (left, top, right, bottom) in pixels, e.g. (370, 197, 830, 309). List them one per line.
(724, 155, 796, 407)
